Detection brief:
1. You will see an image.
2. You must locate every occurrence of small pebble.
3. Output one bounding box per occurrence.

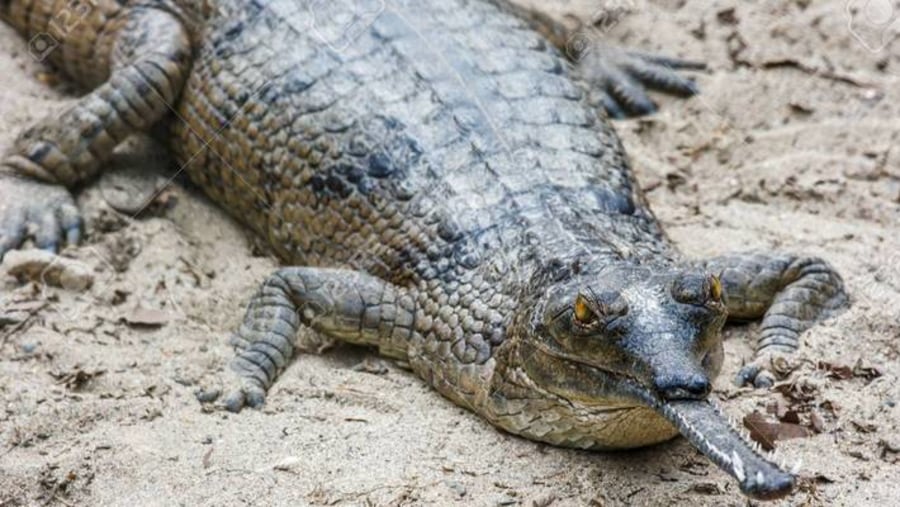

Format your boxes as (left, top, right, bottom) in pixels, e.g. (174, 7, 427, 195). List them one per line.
(445, 480, 467, 498)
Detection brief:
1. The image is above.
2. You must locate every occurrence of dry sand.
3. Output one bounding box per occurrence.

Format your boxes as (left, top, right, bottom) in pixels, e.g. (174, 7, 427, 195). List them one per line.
(1, 1, 899, 505)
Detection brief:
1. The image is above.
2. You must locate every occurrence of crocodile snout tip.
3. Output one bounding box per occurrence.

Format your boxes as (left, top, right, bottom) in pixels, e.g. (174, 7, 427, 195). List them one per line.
(740, 470, 795, 501)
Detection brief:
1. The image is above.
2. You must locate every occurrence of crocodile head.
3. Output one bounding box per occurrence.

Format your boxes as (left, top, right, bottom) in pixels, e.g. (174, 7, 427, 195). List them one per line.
(518, 262, 795, 500)
(525, 263, 727, 407)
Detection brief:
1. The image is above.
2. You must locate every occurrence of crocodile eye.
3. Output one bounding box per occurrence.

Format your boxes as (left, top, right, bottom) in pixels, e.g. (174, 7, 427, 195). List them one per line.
(673, 274, 710, 305)
(573, 293, 598, 325)
(709, 274, 722, 302)
(673, 273, 724, 307)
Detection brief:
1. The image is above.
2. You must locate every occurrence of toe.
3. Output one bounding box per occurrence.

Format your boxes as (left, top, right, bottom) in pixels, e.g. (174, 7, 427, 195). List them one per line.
(215, 368, 267, 413)
(222, 382, 267, 412)
(735, 364, 762, 387)
(244, 385, 267, 408)
(223, 389, 246, 413)
(596, 91, 626, 119)
(0, 209, 27, 261)
(753, 370, 776, 388)
(606, 69, 658, 116)
(195, 387, 221, 403)
(33, 208, 61, 252)
(627, 50, 707, 71)
(58, 202, 82, 246)
(623, 58, 701, 97)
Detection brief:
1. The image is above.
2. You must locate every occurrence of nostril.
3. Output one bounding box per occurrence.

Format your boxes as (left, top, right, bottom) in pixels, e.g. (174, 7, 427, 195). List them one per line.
(657, 374, 711, 400)
(687, 375, 711, 397)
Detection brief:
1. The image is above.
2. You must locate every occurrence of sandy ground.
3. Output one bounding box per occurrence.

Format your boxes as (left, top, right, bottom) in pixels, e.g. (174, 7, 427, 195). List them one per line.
(1, 1, 899, 505)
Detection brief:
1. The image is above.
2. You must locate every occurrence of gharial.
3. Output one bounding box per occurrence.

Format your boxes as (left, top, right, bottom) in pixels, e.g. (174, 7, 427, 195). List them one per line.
(0, 0, 848, 500)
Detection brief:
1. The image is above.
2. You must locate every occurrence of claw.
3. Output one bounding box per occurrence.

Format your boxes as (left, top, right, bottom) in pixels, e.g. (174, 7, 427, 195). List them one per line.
(194, 387, 221, 403)
(197, 367, 269, 413)
(575, 46, 705, 117)
(735, 363, 762, 387)
(59, 203, 83, 245)
(65, 224, 82, 246)
(222, 382, 267, 412)
(754, 370, 775, 388)
(598, 92, 626, 119)
(34, 210, 62, 252)
(245, 386, 267, 408)
(625, 50, 708, 70)
(0, 214, 27, 261)
(734, 349, 791, 389)
(622, 57, 700, 97)
(606, 68, 658, 116)
(0, 172, 81, 258)
(736, 355, 780, 388)
(224, 390, 246, 413)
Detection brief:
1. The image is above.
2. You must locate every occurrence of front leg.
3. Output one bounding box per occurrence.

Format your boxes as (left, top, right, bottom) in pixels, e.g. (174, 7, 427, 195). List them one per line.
(0, 4, 191, 257)
(203, 267, 417, 412)
(698, 253, 849, 387)
(495, 0, 705, 117)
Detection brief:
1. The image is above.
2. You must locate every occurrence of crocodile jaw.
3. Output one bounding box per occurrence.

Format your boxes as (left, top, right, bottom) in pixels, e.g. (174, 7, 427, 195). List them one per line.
(649, 395, 796, 500)
(580, 380, 796, 499)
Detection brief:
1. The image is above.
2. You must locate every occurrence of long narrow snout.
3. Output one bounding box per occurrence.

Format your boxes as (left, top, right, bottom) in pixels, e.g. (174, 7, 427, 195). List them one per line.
(636, 344, 792, 499)
(623, 380, 796, 500)
(661, 399, 796, 500)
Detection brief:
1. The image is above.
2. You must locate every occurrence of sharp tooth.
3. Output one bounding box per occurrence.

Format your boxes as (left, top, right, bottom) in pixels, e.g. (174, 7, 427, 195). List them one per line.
(756, 471, 765, 485)
(732, 451, 746, 482)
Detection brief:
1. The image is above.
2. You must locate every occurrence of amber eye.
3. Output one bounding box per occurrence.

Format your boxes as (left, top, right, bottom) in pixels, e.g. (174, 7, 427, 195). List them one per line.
(573, 293, 598, 325)
(709, 275, 723, 302)
(672, 273, 723, 306)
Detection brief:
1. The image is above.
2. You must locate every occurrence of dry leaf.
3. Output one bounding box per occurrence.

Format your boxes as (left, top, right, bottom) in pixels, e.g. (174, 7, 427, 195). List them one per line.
(818, 360, 883, 381)
(773, 378, 819, 402)
(818, 361, 853, 380)
(781, 410, 801, 424)
(743, 411, 812, 450)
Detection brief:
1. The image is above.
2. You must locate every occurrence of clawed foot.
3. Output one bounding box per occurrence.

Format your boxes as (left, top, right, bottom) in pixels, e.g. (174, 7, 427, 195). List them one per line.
(571, 44, 706, 118)
(0, 172, 82, 259)
(196, 367, 268, 413)
(735, 351, 795, 388)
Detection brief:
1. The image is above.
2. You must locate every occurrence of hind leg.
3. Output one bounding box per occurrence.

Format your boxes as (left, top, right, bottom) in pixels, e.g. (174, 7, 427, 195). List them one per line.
(0, 3, 191, 258)
(202, 267, 419, 412)
(497, 0, 705, 117)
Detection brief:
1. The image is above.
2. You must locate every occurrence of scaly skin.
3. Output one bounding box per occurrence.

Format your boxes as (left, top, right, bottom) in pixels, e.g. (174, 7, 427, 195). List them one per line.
(0, 0, 847, 500)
